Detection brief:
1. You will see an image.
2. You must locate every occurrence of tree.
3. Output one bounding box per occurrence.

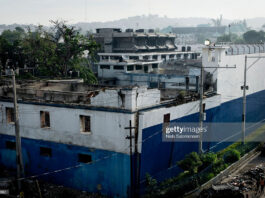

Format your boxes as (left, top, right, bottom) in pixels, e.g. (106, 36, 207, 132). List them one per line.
(0, 21, 99, 84)
(22, 26, 59, 76)
(177, 152, 202, 174)
(50, 20, 99, 77)
(243, 30, 265, 44)
(217, 33, 244, 44)
(0, 28, 25, 71)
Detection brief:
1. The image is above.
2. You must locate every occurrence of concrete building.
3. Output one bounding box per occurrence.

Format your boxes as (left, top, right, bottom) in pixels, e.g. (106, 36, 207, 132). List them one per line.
(93, 28, 201, 90)
(1, 43, 265, 197)
(173, 26, 226, 44)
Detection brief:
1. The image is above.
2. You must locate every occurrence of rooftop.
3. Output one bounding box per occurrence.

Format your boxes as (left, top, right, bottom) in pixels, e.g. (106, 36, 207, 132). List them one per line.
(0, 79, 208, 112)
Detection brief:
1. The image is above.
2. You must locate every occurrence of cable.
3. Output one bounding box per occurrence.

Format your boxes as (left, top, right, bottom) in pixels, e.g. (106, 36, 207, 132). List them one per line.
(1, 145, 131, 183)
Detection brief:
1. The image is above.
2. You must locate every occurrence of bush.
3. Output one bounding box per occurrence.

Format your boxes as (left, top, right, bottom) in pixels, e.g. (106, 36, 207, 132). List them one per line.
(223, 149, 240, 164)
(200, 172, 215, 184)
(145, 173, 159, 198)
(199, 152, 217, 171)
(212, 159, 227, 175)
(178, 152, 202, 174)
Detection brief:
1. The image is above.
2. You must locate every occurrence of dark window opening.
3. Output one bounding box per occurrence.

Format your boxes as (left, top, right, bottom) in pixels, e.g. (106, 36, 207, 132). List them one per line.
(6, 141, 16, 150)
(152, 55, 158, 60)
(100, 65, 110, 69)
(113, 65, 124, 70)
(127, 65, 134, 71)
(144, 65, 149, 73)
(163, 113, 170, 133)
(136, 65, 142, 70)
(80, 115, 91, 132)
(40, 111, 50, 128)
(6, 107, 14, 123)
(129, 56, 139, 60)
(152, 64, 158, 69)
(182, 46, 186, 52)
(40, 147, 52, 157)
(78, 154, 92, 163)
(203, 103, 206, 112)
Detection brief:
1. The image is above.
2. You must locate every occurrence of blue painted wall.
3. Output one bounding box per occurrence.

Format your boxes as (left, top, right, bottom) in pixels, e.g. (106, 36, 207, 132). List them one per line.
(139, 89, 265, 184)
(1, 90, 265, 196)
(0, 135, 130, 198)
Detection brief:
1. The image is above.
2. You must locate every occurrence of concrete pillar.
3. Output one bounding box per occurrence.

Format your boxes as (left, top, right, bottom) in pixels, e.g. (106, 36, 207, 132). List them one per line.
(196, 76, 199, 93)
(185, 77, 190, 92)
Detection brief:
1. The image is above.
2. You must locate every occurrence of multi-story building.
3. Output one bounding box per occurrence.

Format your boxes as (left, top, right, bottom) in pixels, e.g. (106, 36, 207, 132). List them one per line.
(93, 28, 201, 89)
(1, 43, 265, 197)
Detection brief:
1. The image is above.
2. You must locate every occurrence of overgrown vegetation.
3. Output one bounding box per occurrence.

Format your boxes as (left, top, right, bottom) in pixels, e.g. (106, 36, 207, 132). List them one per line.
(217, 30, 265, 44)
(144, 139, 261, 198)
(0, 21, 99, 84)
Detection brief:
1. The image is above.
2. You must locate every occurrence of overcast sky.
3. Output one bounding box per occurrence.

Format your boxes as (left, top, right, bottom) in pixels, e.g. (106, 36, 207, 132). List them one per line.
(1, 0, 264, 25)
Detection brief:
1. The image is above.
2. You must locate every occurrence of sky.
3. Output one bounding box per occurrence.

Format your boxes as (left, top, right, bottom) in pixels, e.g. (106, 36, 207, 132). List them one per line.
(0, 0, 265, 25)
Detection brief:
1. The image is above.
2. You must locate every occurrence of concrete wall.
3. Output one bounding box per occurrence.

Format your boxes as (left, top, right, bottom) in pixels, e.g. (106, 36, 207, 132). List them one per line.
(0, 101, 133, 154)
(202, 46, 265, 103)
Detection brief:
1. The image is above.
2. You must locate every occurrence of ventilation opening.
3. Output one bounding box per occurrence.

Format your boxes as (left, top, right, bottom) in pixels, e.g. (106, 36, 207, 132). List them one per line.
(40, 111, 50, 128)
(163, 113, 171, 133)
(6, 141, 16, 150)
(6, 107, 14, 123)
(80, 115, 91, 133)
(40, 147, 52, 157)
(78, 154, 92, 163)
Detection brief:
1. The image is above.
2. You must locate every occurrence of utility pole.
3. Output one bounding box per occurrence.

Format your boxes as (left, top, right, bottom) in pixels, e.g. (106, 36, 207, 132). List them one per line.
(198, 64, 204, 154)
(241, 56, 248, 145)
(198, 44, 237, 153)
(11, 69, 24, 193)
(240, 55, 265, 145)
(125, 120, 135, 198)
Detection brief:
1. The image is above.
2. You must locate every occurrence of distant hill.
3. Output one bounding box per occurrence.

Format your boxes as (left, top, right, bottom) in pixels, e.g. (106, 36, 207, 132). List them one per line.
(1, 15, 264, 34)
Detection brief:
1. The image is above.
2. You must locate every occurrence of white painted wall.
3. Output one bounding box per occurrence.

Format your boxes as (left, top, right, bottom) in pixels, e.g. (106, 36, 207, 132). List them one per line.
(0, 94, 220, 154)
(0, 101, 133, 154)
(136, 95, 221, 152)
(203, 47, 265, 103)
(90, 87, 160, 111)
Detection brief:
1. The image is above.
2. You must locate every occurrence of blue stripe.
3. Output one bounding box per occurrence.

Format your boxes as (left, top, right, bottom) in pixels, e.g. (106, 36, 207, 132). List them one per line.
(0, 135, 130, 198)
(139, 89, 265, 183)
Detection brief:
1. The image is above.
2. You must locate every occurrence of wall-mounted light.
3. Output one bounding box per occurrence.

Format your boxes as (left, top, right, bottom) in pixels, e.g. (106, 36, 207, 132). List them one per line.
(204, 39, 211, 46)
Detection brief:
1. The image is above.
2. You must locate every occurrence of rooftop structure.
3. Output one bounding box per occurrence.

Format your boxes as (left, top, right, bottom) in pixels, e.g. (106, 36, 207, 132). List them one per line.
(93, 28, 177, 53)
(93, 28, 201, 89)
(172, 26, 226, 44)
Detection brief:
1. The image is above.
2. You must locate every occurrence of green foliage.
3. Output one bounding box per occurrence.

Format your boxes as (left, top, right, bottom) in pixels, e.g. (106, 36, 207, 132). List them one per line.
(72, 58, 97, 84)
(145, 173, 159, 198)
(200, 172, 215, 184)
(217, 29, 265, 44)
(217, 33, 244, 44)
(0, 21, 99, 82)
(243, 30, 265, 44)
(51, 20, 99, 76)
(223, 149, 240, 164)
(22, 26, 59, 77)
(177, 152, 202, 174)
(177, 90, 186, 101)
(199, 152, 217, 170)
(0, 27, 25, 70)
(16, 72, 36, 80)
(212, 159, 227, 175)
(145, 141, 259, 198)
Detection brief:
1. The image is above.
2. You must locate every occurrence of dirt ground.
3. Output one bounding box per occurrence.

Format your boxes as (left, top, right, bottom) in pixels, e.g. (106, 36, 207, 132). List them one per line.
(220, 153, 265, 198)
